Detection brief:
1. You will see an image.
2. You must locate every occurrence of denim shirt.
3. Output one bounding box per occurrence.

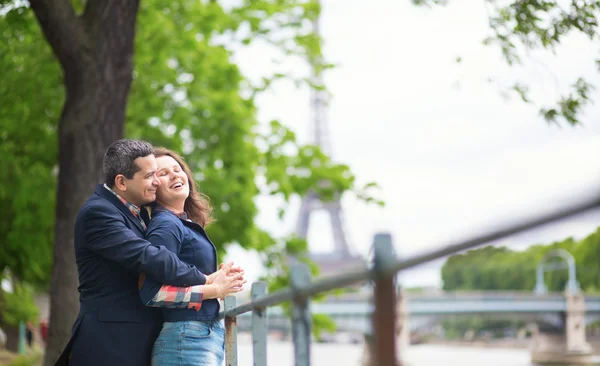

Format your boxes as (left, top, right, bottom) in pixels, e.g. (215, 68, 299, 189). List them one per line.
(141, 208, 220, 321)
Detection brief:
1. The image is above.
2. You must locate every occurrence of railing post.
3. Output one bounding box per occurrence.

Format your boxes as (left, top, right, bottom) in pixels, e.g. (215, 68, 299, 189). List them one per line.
(18, 321, 26, 354)
(252, 282, 268, 366)
(290, 263, 312, 366)
(372, 233, 398, 366)
(225, 295, 238, 366)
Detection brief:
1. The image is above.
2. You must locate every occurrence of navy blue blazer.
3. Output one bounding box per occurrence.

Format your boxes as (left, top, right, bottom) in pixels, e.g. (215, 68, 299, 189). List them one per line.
(139, 208, 220, 322)
(56, 185, 207, 366)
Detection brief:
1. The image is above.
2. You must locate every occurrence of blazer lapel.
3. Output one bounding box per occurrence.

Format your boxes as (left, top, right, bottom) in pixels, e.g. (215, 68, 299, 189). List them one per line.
(182, 219, 218, 272)
(94, 184, 145, 233)
(183, 219, 211, 242)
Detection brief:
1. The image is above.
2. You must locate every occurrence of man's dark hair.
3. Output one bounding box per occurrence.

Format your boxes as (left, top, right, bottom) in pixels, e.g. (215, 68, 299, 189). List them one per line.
(103, 139, 155, 187)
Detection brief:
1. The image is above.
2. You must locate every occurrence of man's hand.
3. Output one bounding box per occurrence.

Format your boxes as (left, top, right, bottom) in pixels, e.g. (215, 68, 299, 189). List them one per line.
(206, 261, 244, 285)
(220, 262, 243, 275)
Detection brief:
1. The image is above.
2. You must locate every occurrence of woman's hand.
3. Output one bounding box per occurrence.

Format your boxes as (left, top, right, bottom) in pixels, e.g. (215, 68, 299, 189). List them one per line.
(206, 261, 244, 285)
(221, 262, 244, 275)
(211, 271, 246, 299)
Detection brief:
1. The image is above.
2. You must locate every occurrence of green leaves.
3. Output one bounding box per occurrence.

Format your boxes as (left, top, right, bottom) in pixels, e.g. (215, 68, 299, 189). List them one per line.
(417, 0, 600, 126)
(312, 313, 337, 339)
(1, 2, 380, 343)
(0, 6, 60, 288)
(512, 83, 530, 103)
(540, 78, 594, 125)
(1, 280, 40, 326)
(442, 227, 600, 293)
(259, 120, 356, 204)
(485, 1, 599, 125)
(0, 0, 377, 302)
(125, 0, 373, 264)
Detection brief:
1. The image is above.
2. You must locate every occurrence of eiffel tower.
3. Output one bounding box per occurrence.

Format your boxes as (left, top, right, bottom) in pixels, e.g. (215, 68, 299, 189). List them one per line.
(295, 8, 366, 278)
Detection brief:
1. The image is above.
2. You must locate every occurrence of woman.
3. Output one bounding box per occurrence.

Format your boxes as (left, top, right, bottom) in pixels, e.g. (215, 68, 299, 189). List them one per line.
(139, 147, 245, 366)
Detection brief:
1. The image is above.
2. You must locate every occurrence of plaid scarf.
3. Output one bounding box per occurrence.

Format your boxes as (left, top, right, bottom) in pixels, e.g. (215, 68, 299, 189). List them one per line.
(103, 184, 147, 230)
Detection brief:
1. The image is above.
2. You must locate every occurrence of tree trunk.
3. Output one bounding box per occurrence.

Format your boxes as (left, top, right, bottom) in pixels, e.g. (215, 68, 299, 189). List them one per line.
(2, 323, 19, 353)
(28, 2, 141, 365)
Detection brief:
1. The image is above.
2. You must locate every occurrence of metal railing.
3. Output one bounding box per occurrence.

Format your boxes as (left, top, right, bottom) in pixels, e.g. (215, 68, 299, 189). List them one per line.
(218, 193, 600, 366)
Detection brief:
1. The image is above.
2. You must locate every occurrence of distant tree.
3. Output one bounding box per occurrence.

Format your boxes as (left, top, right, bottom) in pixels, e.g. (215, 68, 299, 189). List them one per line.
(573, 228, 600, 291)
(441, 229, 600, 293)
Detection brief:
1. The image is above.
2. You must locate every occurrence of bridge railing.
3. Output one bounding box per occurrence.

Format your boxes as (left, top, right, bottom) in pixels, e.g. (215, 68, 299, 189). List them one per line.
(218, 194, 600, 366)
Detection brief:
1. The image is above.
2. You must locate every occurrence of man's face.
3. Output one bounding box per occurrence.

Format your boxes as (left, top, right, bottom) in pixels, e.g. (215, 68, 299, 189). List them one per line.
(119, 155, 160, 206)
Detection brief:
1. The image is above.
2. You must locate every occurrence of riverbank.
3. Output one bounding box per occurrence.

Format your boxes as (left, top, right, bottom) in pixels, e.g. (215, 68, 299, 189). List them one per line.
(419, 339, 530, 349)
(420, 339, 600, 354)
(234, 341, 535, 366)
(1, 342, 588, 366)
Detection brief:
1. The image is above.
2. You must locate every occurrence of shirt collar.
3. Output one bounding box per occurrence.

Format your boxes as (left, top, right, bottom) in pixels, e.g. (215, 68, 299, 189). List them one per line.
(154, 205, 191, 222)
(103, 183, 142, 216)
(176, 211, 190, 221)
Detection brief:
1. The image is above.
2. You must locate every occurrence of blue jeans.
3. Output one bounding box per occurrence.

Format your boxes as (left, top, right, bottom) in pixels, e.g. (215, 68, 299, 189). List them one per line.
(151, 320, 225, 366)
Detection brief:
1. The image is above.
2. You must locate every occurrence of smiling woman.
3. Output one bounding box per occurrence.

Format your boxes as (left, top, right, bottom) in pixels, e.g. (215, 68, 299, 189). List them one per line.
(153, 147, 214, 226)
(138, 147, 246, 366)
(155, 154, 191, 213)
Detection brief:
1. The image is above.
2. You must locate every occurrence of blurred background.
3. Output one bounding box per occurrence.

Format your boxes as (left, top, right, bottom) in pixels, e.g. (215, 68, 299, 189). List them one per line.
(1, 0, 599, 365)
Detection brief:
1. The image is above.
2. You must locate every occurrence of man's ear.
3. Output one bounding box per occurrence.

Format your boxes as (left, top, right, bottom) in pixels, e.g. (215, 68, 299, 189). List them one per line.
(114, 174, 127, 191)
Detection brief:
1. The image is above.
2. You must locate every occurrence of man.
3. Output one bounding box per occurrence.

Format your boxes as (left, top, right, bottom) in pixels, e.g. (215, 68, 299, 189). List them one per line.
(57, 139, 220, 366)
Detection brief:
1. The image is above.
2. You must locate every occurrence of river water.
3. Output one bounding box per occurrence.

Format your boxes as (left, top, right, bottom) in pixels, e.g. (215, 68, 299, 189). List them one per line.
(235, 340, 535, 366)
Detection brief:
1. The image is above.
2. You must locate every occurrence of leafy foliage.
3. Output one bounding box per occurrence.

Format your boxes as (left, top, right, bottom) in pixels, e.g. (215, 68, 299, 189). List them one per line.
(415, 0, 600, 126)
(0, 0, 381, 336)
(0, 6, 60, 288)
(1, 280, 39, 326)
(124, 0, 382, 273)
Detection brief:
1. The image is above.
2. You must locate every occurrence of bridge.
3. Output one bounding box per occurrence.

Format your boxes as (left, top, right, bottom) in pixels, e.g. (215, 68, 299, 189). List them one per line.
(237, 292, 600, 331)
(235, 249, 600, 365)
(216, 193, 600, 366)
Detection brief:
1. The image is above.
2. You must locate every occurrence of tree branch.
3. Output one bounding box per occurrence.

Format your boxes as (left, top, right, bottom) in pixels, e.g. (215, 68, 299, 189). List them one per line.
(82, 0, 140, 33)
(29, 0, 87, 70)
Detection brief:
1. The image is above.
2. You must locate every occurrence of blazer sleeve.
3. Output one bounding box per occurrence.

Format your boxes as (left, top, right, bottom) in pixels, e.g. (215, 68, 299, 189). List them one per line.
(139, 216, 204, 310)
(81, 204, 206, 286)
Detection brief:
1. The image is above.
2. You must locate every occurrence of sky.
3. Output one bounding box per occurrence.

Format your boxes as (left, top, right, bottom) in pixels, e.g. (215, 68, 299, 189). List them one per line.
(224, 0, 600, 288)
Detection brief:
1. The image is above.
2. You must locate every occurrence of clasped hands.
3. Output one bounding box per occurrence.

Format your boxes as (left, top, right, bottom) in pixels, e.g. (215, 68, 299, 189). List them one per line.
(206, 262, 246, 299)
